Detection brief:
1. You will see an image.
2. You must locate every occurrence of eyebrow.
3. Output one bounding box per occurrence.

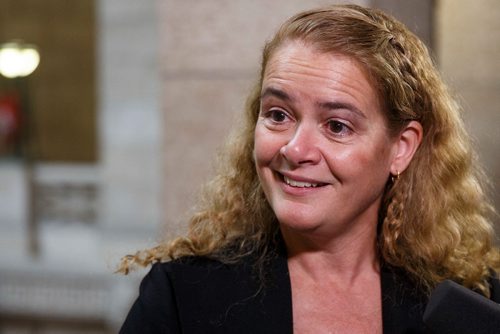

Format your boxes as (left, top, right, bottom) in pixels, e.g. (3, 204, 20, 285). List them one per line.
(260, 87, 294, 102)
(261, 86, 366, 119)
(317, 101, 366, 119)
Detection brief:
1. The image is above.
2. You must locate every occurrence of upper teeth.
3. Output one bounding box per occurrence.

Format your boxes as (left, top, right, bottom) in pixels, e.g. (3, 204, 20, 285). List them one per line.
(284, 176, 320, 188)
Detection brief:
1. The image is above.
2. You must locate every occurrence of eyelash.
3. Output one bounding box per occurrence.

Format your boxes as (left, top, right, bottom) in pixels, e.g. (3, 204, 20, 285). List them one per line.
(326, 120, 353, 137)
(266, 109, 290, 123)
(262, 108, 353, 138)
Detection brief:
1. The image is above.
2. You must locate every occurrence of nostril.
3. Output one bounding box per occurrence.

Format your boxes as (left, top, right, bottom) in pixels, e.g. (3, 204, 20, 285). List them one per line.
(279, 145, 287, 156)
(280, 144, 320, 166)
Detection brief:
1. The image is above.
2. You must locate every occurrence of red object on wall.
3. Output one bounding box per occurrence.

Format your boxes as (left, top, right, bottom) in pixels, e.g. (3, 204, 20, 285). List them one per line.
(0, 93, 22, 155)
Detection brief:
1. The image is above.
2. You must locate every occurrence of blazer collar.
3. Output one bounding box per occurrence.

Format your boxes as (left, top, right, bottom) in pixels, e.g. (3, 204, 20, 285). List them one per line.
(170, 241, 427, 333)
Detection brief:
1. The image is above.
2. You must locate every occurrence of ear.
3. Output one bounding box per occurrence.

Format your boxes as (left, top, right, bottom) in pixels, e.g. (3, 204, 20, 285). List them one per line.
(390, 121, 423, 175)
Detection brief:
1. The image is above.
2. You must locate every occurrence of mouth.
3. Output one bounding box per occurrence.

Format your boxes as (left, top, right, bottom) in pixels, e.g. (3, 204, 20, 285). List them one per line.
(281, 174, 328, 188)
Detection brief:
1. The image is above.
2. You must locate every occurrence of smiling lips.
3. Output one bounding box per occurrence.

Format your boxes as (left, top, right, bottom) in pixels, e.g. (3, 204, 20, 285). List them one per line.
(282, 174, 327, 188)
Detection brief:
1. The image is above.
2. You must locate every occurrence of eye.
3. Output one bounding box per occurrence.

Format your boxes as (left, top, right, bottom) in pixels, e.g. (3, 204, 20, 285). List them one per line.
(327, 120, 352, 136)
(269, 109, 287, 122)
(259, 108, 293, 131)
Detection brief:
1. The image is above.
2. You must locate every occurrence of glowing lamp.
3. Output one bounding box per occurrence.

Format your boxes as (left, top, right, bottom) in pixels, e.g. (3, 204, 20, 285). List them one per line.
(0, 41, 40, 78)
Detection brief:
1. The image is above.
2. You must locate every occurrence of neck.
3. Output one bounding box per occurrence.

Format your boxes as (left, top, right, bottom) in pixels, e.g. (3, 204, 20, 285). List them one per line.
(281, 221, 380, 285)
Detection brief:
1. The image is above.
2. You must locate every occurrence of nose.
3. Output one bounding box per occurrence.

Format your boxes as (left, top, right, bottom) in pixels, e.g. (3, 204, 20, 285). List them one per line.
(280, 123, 321, 166)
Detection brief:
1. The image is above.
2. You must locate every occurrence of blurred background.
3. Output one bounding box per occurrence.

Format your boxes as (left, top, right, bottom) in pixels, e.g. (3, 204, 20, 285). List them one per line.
(0, 0, 498, 333)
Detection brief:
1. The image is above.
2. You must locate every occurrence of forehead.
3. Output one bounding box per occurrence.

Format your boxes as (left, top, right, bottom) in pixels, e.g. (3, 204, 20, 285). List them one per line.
(264, 40, 373, 83)
(262, 40, 383, 113)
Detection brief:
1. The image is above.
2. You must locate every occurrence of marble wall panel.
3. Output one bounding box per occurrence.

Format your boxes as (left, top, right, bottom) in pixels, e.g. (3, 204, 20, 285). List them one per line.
(162, 78, 253, 236)
(158, 0, 368, 73)
(436, 0, 500, 212)
(437, 0, 500, 83)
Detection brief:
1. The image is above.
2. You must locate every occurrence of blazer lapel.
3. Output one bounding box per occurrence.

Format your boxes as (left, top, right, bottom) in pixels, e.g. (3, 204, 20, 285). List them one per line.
(169, 252, 293, 334)
(381, 265, 428, 333)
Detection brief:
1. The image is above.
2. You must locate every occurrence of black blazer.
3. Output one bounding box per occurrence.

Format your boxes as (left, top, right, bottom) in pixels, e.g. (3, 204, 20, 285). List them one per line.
(120, 249, 500, 333)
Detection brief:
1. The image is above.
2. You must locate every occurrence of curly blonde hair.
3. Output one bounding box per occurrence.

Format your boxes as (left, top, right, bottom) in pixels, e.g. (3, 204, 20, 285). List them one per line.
(119, 4, 500, 296)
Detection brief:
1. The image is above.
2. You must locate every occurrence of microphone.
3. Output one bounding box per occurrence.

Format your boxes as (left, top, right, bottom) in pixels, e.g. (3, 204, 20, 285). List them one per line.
(423, 279, 500, 333)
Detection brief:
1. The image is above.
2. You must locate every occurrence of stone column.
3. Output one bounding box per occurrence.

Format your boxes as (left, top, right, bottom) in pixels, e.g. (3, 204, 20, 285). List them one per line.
(97, 0, 164, 245)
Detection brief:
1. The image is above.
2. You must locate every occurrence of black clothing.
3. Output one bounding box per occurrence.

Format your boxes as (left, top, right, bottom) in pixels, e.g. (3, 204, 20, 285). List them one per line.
(120, 247, 500, 333)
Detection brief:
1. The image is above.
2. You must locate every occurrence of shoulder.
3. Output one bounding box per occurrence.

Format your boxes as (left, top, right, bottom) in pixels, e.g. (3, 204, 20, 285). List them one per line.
(143, 255, 258, 304)
(122, 250, 292, 333)
(165, 254, 253, 276)
(120, 256, 243, 334)
(164, 253, 291, 333)
(152, 255, 235, 279)
(488, 271, 500, 302)
(164, 253, 273, 310)
(119, 261, 182, 333)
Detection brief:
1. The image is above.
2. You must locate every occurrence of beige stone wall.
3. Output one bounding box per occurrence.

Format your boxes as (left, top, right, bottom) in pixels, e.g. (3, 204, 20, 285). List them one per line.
(436, 0, 500, 216)
(372, 0, 434, 49)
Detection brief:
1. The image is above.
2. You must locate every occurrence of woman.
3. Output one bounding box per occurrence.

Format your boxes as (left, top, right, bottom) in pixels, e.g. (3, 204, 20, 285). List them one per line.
(119, 4, 500, 333)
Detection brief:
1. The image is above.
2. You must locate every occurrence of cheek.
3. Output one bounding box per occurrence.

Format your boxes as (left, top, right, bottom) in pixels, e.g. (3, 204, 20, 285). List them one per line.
(253, 128, 267, 166)
(253, 128, 279, 200)
(253, 126, 281, 167)
(325, 142, 393, 180)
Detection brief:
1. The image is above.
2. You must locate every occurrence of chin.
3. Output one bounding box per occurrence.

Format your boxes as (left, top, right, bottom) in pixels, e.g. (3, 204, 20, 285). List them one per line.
(274, 208, 324, 233)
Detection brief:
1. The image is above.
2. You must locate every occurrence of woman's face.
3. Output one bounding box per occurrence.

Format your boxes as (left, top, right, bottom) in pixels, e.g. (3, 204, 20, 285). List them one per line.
(254, 41, 400, 238)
